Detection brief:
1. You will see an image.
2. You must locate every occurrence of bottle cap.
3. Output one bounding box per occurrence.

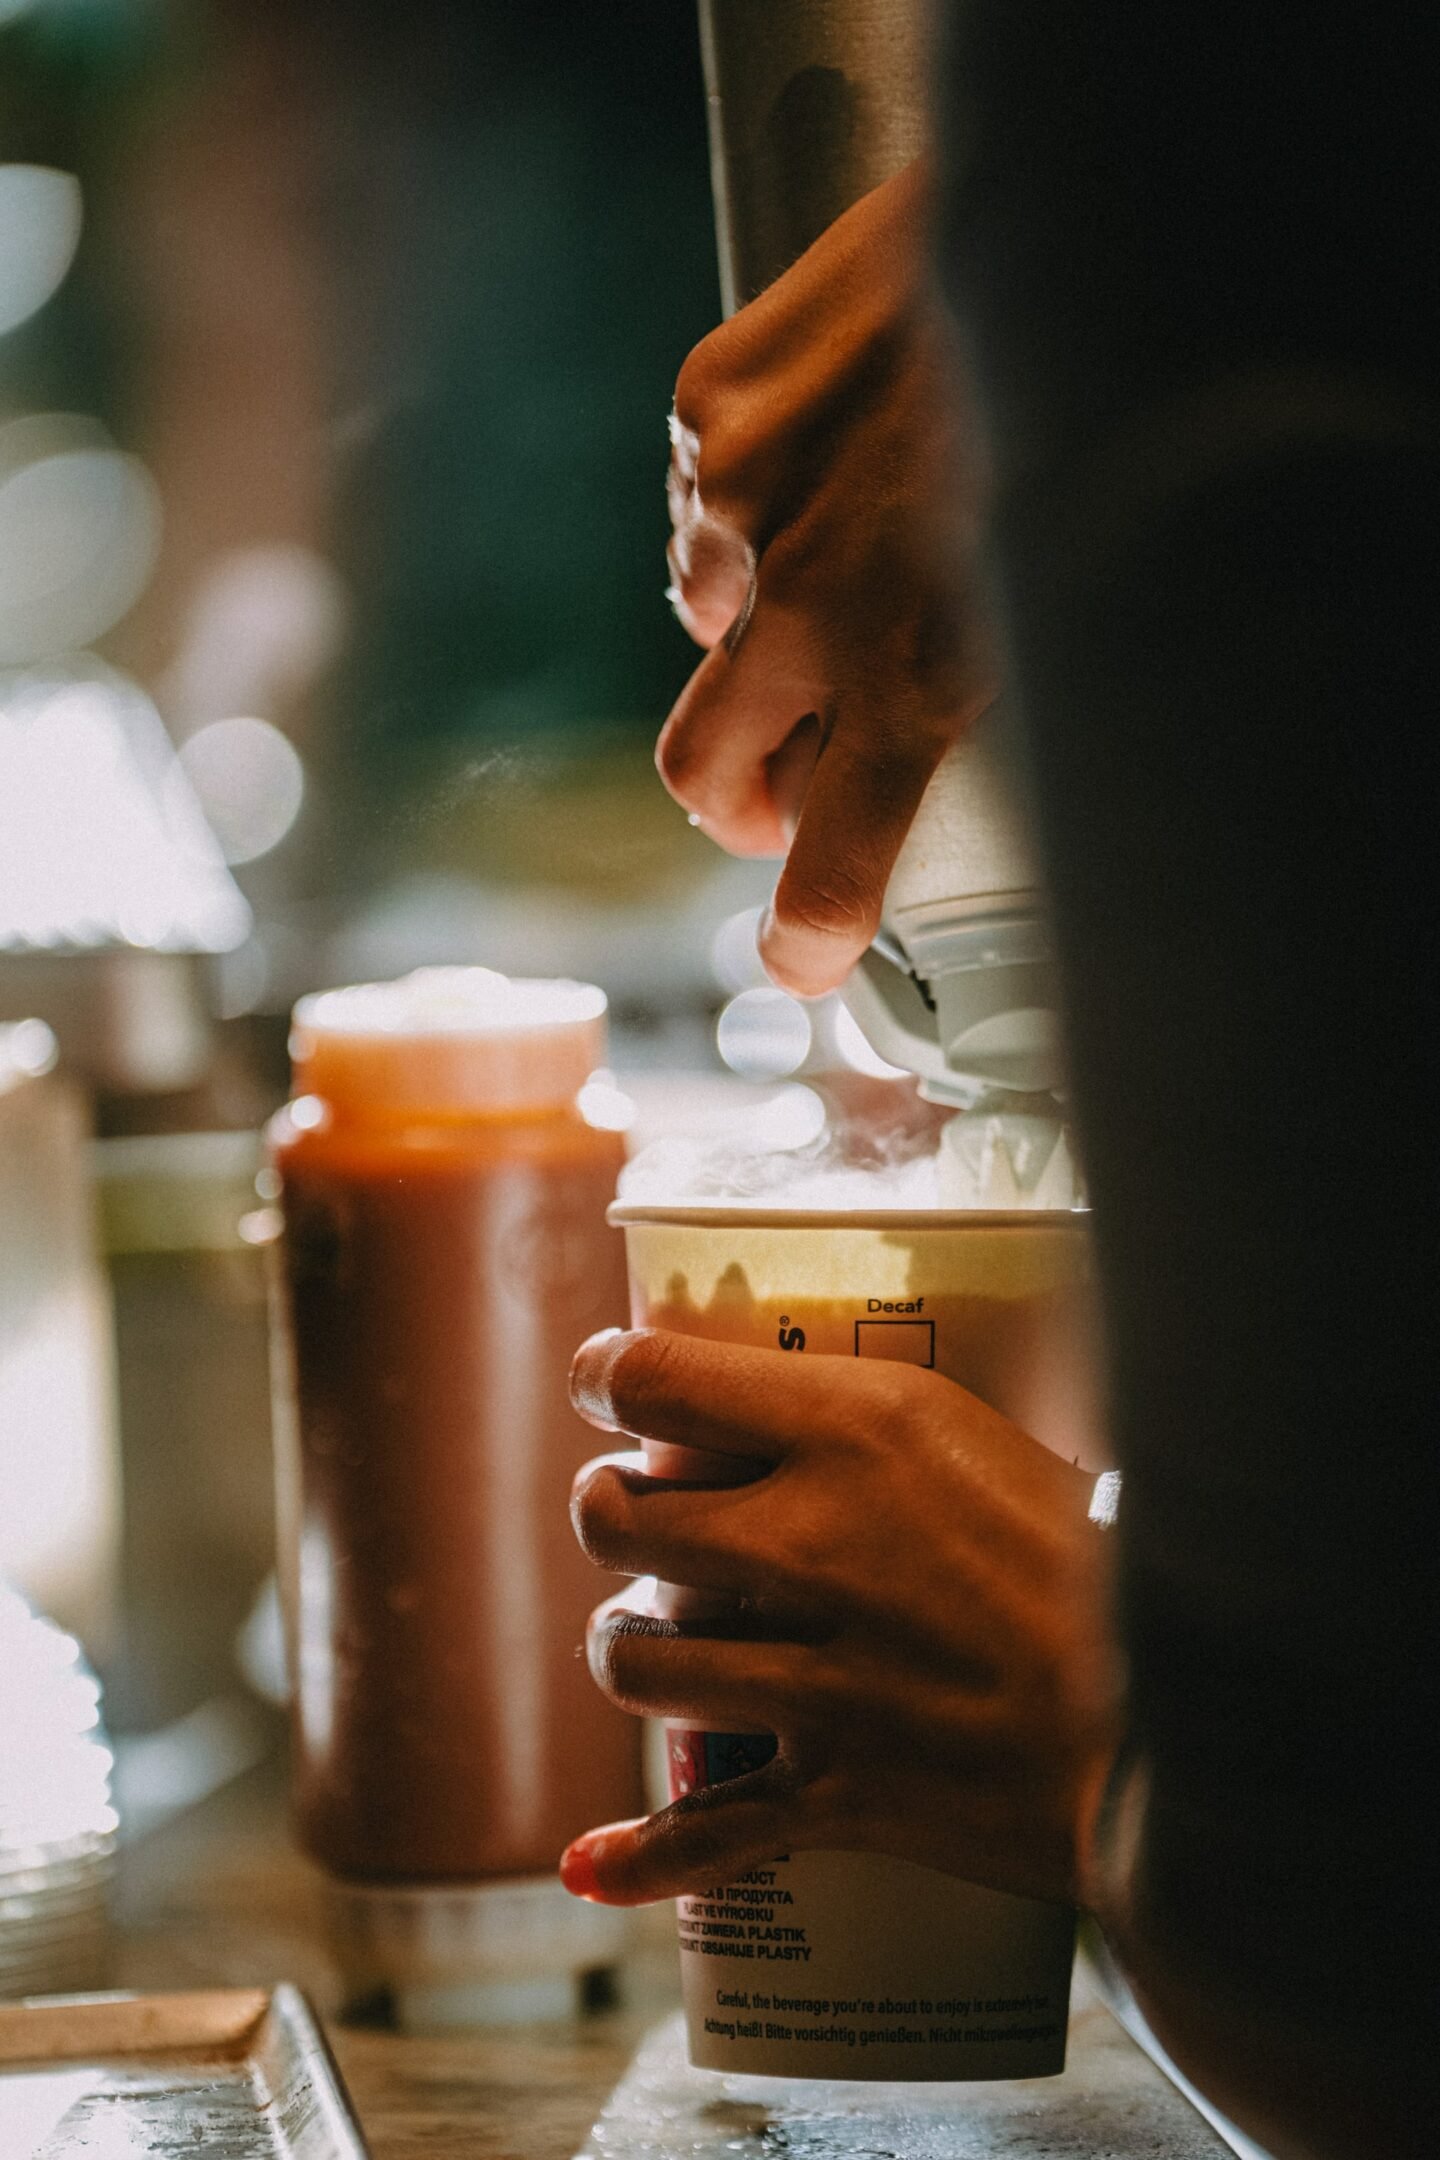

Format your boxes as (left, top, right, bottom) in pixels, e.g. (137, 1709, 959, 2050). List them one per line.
(288, 967, 608, 1119)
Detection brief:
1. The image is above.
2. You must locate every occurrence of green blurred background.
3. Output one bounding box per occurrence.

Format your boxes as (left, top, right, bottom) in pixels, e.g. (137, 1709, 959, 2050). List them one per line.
(5, 0, 798, 1732)
(2, 0, 760, 1068)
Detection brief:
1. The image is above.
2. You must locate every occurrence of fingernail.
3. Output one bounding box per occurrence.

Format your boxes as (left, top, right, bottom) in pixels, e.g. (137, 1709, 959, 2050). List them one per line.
(569, 1328, 631, 1429)
(559, 1820, 648, 1906)
(559, 1835, 604, 1901)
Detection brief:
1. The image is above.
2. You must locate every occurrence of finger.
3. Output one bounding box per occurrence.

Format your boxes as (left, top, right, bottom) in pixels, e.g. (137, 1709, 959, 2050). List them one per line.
(667, 408, 699, 484)
(571, 1327, 878, 1460)
(659, 643, 788, 853)
(586, 1587, 804, 1726)
(760, 718, 956, 997)
(571, 1457, 779, 1595)
(667, 507, 753, 648)
(665, 411, 698, 535)
(764, 713, 824, 837)
(559, 1762, 800, 1906)
(657, 607, 819, 857)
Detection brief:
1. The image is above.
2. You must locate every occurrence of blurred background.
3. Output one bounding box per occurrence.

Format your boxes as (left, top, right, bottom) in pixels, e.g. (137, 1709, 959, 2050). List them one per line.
(0, 0, 949, 2030)
(2, 0, 818, 1839)
(1, 0, 775, 1090)
(1, 0, 914, 1828)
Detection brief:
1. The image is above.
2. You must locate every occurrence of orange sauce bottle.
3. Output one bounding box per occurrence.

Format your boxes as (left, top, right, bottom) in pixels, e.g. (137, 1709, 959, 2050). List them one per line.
(268, 970, 641, 2017)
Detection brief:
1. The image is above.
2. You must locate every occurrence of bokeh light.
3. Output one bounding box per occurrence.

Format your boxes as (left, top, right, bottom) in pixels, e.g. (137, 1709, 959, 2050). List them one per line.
(173, 715, 305, 866)
(716, 986, 812, 1079)
(214, 937, 271, 1020)
(708, 905, 768, 993)
(576, 1069, 638, 1132)
(752, 1083, 828, 1153)
(0, 415, 162, 664)
(165, 544, 349, 729)
(0, 165, 83, 338)
(1, 663, 249, 954)
(0, 1017, 59, 1085)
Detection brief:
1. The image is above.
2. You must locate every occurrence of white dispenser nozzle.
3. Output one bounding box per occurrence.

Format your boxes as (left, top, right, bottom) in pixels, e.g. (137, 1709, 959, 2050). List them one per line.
(838, 703, 1080, 1209)
(841, 702, 1061, 1105)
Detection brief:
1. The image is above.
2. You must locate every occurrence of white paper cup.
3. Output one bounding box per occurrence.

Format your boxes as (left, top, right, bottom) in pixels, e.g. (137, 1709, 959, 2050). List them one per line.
(610, 1203, 1094, 2082)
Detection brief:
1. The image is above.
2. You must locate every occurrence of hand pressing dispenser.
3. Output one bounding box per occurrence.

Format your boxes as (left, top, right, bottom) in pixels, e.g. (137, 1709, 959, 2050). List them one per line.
(698, 0, 1076, 1207)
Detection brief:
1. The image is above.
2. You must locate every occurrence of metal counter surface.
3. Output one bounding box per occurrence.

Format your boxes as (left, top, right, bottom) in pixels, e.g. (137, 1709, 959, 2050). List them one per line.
(113, 1760, 1230, 2160)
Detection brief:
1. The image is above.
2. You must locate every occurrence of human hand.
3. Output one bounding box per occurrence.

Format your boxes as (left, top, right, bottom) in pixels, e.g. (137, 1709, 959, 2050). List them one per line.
(661, 161, 998, 998)
(561, 1327, 1120, 1909)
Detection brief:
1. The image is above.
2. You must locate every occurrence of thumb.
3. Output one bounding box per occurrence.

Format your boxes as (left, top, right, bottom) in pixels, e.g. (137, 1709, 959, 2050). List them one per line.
(559, 1761, 796, 1907)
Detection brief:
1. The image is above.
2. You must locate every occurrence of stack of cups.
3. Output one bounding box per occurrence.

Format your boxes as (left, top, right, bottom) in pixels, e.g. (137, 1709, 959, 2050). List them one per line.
(0, 1585, 117, 2001)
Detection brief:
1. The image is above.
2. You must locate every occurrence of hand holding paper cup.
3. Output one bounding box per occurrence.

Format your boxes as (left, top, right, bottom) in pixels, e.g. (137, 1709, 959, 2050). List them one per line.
(568, 1130, 1114, 2083)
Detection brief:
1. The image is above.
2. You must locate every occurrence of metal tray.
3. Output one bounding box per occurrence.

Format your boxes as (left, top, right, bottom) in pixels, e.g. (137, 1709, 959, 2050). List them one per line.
(0, 1984, 369, 2157)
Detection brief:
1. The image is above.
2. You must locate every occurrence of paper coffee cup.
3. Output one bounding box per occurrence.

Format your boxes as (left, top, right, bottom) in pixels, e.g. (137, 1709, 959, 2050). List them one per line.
(609, 1202, 1092, 2081)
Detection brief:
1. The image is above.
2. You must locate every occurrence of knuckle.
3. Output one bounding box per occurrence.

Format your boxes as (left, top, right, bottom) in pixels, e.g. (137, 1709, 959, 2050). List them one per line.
(655, 713, 740, 815)
(774, 854, 880, 943)
(655, 715, 704, 797)
(673, 347, 720, 429)
(763, 1517, 844, 1608)
(894, 1359, 955, 1423)
(606, 1326, 680, 1431)
(852, 1358, 945, 1446)
(588, 1606, 661, 1706)
(869, 1357, 935, 1418)
(570, 1462, 635, 1564)
(681, 519, 754, 612)
(674, 315, 747, 424)
(601, 1627, 650, 1704)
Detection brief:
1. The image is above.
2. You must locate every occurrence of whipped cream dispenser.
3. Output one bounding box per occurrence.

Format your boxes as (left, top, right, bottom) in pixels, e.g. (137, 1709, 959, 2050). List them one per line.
(843, 711, 1076, 1207)
(699, 0, 1073, 1204)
